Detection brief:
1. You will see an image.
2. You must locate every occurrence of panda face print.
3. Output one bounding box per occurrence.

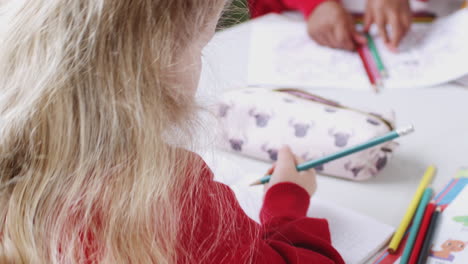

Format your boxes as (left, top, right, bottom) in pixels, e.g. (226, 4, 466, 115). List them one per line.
(366, 118, 381, 126)
(267, 149, 278, 161)
(289, 120, 314, 138)
(218, 103, 231, 118)
(249, 108, 271, 128)
(294, 123, 310, 137)
(229, 139, 244, 152)
(324, 107, 338, 113)
(333, 133, 352, 147)
(254, 113, 270, 127)
(376, 156, 387, 171)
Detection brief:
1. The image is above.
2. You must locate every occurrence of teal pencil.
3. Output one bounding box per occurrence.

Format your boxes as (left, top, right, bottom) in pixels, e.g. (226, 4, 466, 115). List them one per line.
(365, 33, 387, 78)
(250, 125, 415, 185)
(399, 188, 434, 264)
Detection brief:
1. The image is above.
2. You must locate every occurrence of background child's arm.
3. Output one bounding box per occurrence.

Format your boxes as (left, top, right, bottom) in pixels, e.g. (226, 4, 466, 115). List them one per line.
(248, 0, 333, 18)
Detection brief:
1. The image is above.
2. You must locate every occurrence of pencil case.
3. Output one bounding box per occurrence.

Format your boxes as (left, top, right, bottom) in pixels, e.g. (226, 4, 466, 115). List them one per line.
(215, 88, 397, 181)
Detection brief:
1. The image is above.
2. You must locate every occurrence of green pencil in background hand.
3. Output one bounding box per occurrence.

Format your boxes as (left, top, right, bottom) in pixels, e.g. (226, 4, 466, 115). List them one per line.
(366, 33, 388, 78)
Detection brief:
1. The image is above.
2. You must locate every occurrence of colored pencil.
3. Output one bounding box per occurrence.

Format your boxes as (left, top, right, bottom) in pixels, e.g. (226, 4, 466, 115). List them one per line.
(249, 125, 415, 186)
(357, 45, 380, 92)
(363, 44, 383, 88)
(399, 188, 433, 264)
(408, 202, 436, 264)
(365, 33, 387, 78)
(416, 207, 441, 264)
(388, 166, 436, 253)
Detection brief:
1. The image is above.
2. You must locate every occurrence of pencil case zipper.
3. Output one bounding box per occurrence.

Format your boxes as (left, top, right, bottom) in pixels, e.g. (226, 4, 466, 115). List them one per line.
(274, 88, 394, 131)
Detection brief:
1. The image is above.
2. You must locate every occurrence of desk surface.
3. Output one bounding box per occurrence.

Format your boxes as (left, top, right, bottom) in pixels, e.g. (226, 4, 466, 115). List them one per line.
(199, 19, 468, 228)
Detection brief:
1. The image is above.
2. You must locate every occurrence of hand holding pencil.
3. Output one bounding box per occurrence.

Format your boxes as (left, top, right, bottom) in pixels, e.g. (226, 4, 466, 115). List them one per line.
(252, 126, 415, 186)
(364, 0, 412, 51)
(264, 146, 317, 197)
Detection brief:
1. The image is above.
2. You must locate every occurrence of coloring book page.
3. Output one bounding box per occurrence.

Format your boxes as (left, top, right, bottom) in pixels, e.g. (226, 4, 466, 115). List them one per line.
(248, 10, 468, 90)
(427, 186, 468, 264)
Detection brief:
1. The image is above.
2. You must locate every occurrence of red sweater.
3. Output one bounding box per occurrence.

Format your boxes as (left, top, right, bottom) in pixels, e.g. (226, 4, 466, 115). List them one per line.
(177, 159, 345, 263)
(248, 0, 331, 18)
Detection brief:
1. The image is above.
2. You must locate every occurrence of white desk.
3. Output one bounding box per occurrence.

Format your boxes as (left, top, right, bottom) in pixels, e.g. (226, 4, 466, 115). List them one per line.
(199, 19, 468, 229)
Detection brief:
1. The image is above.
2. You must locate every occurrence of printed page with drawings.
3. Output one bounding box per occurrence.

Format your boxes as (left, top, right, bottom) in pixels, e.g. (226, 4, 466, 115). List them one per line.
(204, 153, 395, 264)
(426, 186, 468, 264)
(247, 10, 468, 90)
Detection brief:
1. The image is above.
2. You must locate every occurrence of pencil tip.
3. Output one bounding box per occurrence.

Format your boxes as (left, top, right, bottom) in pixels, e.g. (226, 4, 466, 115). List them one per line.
(381, 71, 389, 78)
(249, 181, 260, 186)
(372, 84, 381, 93)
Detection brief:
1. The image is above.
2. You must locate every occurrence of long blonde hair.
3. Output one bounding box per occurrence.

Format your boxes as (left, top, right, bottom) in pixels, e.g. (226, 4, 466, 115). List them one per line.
(0, 0, 229, 263)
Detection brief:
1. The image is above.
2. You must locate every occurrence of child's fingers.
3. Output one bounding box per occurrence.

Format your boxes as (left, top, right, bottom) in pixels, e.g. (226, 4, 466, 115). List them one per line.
(264, 164, 276, 176)
(294, 155, 305, 165)
(401, 14, 411, 33)
(376, 16, 389, 44)
(388, 14, 404, 50)
(322, 32, 337, 49)
(334, 28, 354, 51)
(274, 146, 297, 174)
(363, 12, 373, 32)
(351, 30, 367, 46)
(313, 34, 327, 46)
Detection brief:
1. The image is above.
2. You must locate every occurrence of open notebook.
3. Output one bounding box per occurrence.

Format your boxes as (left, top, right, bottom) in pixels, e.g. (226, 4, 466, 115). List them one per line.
(203, 152, 394, 264)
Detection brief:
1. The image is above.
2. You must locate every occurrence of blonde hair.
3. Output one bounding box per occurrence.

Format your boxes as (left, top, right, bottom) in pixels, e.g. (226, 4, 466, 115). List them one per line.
(0, 0, 232, 263)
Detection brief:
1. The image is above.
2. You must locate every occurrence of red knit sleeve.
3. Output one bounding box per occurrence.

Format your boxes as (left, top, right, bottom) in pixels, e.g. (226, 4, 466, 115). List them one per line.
(248, 0, 334, 18)
(185, 155, 344, 263)
(255, 183, 345, 264)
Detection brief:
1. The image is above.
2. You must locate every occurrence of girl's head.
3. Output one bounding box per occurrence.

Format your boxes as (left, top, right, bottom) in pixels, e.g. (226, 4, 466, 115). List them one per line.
(0, 0, 227, 263)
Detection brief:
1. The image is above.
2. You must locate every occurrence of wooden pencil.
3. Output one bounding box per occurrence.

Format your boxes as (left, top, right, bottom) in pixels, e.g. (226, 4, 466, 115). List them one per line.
(408, 202, 436, 264)
(399, 187, 433, 264)
(416, 207, 441, 264)
(357, 45, 379, 93)
(388, 166, 436, 253)
(365, 33, 387, 78)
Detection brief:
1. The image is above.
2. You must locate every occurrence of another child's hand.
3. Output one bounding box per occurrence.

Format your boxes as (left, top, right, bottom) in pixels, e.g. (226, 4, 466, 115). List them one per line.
(307, 1, 366, 51)
(364, 0, 411, 51)
(264, 146, 317, 197)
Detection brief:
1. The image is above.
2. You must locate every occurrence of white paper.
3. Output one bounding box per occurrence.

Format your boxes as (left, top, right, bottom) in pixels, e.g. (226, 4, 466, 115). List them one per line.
(203, 153, 394, 264)
(247, 10, 468, 90)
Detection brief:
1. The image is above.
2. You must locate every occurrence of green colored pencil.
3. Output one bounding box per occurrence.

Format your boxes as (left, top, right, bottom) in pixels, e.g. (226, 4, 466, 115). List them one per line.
(365, 33, 387, 78)
(250, 125, 415, 186)
(399, 188, 433, 264)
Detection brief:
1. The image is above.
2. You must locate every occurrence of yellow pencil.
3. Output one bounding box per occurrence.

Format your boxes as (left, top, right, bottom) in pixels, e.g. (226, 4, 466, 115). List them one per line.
(388, 165, 436, 253)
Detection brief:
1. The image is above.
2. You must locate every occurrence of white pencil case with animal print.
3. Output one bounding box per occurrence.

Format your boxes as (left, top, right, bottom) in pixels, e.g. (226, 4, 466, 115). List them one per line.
(215, 88, 397, 181)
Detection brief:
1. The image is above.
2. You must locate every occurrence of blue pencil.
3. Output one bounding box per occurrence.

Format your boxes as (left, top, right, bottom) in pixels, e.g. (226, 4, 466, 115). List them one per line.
(399, 188, 434, 264)
(250, 125, 415, 185)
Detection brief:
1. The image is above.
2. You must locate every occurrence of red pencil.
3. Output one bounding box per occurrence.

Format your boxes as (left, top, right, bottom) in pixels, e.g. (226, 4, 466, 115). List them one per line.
(357, 45, 380, 93)
(408, 202, 436, 264)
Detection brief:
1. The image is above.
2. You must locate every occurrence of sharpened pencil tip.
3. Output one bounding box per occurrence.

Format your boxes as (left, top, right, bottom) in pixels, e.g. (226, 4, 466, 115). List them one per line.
(380, 70, 389, 79)
(249, 181, 261, 186)
(372, 84, 380, 93)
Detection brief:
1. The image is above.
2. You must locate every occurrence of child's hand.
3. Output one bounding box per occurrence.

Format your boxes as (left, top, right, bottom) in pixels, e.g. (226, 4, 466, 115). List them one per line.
(307, 1, 366, 51)
(264, 146, 317, 197)
(364, 0, 411, 51)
